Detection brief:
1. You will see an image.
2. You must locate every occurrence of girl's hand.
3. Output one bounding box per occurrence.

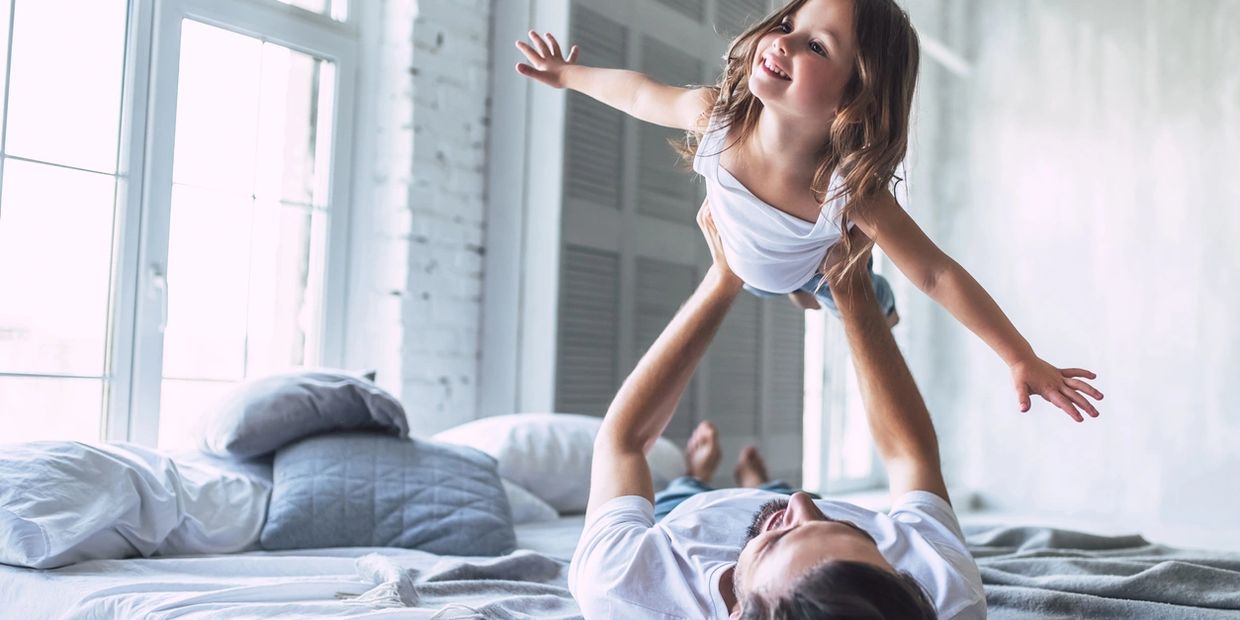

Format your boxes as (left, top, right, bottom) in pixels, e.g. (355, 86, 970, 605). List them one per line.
(1011, 358, 1103, 422)
(514, 31, 579, 89)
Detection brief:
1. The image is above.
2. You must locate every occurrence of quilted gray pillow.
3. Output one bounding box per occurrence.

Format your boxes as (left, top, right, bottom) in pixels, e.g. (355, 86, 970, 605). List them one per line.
(260, 433, 516, 556)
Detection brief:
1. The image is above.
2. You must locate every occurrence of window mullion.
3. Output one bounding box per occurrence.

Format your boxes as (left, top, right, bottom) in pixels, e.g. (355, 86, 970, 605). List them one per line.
(124, 0, 187, 446)
(101, 0, 156, 443)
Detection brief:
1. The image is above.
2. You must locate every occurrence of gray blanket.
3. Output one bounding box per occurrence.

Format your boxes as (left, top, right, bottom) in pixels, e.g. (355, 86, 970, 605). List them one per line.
(341, 549, 581, 619)
(336, 526, 1240, 619)
(966, 525, 1240, 619)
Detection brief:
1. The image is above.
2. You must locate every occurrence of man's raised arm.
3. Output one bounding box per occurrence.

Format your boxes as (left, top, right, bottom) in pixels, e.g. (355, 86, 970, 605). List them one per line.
(585, 205, 742, 522)
(832, 245, 951, 506)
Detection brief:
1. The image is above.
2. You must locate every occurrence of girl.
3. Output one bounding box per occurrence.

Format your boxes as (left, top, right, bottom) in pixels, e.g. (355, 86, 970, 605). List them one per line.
(514, 0, 1103, 423)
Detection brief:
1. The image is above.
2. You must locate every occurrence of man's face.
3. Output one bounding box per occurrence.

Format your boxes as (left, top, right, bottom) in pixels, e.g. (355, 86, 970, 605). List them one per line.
(732, 492, 895, 601)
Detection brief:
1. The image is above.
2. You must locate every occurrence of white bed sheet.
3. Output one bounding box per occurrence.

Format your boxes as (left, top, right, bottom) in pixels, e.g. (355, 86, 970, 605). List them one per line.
(0, 516, 585, 619)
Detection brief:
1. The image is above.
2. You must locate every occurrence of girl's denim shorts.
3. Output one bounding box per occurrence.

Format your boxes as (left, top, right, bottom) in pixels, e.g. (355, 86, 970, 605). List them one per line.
(742, 258, 897, 318)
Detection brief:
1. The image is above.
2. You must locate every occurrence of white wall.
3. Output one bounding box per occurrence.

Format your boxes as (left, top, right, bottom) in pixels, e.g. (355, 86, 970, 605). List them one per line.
(346, 0, 492, 435)
(903, 0, 1240, 548)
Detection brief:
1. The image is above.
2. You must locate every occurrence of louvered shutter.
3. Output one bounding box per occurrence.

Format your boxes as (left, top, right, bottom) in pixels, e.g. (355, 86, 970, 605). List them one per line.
(766, 301, 804, 434)
(556, 245, 621, 416)
(638, 36, 704, 224)
(763, 299, 805, 485)
(543, 0, 806, 486)
(706, 293, 761, 436)
(652, 0, 706, 22)
(565, 7, 627, 211)
(635, 258, 700, 441)
(714, 0, 769, 38)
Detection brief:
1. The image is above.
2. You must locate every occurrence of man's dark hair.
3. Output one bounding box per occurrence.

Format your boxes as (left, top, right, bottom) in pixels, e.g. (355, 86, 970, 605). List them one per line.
(738, 560, 938, 619)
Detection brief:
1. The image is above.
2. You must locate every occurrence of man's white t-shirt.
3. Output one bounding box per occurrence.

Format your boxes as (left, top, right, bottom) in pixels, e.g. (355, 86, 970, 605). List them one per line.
(569, 488, 986, 619)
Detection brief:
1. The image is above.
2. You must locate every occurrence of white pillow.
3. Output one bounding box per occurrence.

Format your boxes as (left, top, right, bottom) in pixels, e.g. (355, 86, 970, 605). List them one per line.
(433, 413, 686, 514)
(502, 479, 559, 524)
(0, 442, 270, 568)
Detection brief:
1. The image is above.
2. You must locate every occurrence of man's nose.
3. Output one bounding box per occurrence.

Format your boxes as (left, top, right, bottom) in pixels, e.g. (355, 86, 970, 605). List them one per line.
(786, 492, 824, 523)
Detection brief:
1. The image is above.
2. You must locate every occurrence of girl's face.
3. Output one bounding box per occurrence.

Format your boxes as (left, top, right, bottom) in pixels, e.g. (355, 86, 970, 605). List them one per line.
(748, 0, 860, 123)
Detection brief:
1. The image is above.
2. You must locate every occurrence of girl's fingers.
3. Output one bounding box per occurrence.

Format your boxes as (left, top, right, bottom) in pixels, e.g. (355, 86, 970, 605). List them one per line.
(1064, 378, 1103, 400)
(1060, 368, 1097, 380)
(528, 30, 551, 58)
(566, 45, 580, 64)
(515, 63, 542, 79)
(1063, 387, 1099, 418)
(515, 40, 542, 64)
(545, 32, 562, 58)
(1048, 391, 1084, 423)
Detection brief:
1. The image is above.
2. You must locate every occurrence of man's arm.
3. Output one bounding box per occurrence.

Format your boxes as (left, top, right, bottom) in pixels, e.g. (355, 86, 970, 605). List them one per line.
(585, 206, 742, 523)
(831, 250, 951, 506)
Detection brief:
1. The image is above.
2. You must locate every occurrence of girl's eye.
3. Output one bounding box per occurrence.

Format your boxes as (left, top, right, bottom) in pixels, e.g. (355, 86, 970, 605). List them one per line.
(777, 21, 791, 33)
(810, 41, 826, 56)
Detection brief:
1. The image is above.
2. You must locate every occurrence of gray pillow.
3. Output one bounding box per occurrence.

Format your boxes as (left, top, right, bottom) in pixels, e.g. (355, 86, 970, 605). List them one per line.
(260, 433, 516, 556)
(200, 370, 408, 459)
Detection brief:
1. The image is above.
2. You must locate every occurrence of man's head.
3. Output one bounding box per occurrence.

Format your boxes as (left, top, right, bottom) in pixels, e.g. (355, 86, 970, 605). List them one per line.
(730, 492, 938, 619)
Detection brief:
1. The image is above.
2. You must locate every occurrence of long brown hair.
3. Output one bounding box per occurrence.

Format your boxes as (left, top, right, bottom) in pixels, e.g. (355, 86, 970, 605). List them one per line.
(675, 0, 920, 287)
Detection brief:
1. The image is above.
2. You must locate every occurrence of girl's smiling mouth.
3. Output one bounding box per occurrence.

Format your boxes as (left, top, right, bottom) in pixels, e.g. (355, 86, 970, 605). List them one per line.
(759, 56, 792, 81)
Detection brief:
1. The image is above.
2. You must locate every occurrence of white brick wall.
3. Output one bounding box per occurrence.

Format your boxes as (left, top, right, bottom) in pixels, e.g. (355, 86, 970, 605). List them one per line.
(347, 0, 493, 435)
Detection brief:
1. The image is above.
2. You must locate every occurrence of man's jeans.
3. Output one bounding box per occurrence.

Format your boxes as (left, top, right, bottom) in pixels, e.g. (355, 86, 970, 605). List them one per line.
(653, 476, 797, 522)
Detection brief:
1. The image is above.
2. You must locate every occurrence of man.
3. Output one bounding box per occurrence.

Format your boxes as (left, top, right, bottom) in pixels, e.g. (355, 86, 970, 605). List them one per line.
(567, 205, 989, 619)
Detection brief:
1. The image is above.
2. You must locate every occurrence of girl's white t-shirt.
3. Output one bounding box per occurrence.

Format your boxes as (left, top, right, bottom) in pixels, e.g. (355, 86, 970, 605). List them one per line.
(568, 488, 987, 620)
(692, 113, 851, 294)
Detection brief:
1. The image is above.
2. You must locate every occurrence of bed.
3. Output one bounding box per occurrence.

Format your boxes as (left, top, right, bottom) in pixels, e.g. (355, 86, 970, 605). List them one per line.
(0, 515, 586, 619)
(7, 511, 1240, 619)
(0, 376, 638, 620)
(3, 371, 1238, 619)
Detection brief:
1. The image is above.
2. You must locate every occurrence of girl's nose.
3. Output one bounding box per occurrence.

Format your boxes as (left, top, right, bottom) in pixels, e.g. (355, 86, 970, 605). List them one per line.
(770, 35, 789, 56)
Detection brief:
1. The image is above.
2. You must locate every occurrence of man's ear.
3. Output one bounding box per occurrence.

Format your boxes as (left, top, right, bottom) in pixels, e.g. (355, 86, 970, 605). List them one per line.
(729, 608, 744, 620)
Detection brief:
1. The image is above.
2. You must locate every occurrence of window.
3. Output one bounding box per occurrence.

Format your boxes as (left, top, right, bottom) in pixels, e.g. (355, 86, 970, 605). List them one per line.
(0, 0, 130, 443)
(277, 0, 347, 21)
(0, 0, 359, 447)
(157, 20, 337, 448)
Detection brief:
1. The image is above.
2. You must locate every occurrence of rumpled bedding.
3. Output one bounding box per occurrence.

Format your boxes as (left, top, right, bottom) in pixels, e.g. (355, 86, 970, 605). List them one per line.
(343, 549, 578, 618)
(967, 525, 1240, 619)
(0, 525, 586, 619)
(0, 442, 270, 568)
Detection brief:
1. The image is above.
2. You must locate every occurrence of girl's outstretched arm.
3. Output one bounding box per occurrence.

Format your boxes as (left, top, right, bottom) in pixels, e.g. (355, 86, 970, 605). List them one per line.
(853, 191, 1104, 423)
(515, 31, 713, 131)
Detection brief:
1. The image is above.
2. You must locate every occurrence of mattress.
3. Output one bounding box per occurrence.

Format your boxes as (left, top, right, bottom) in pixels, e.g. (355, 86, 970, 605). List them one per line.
(0, 516, 586, 619)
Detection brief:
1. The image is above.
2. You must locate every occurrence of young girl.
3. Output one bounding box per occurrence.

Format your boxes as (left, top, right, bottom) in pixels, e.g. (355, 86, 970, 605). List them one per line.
(515, 0, 1103, 423)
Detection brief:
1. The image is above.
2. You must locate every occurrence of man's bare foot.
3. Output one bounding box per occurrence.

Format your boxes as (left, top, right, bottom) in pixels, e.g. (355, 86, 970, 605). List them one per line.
(887, 308, 900, 328)
(685, 421, 721, 483)
(788, 290, 821, 310)
(733, 446, 770, 488)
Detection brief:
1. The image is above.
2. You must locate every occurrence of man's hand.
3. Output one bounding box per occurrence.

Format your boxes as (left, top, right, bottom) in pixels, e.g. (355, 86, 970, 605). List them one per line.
(696, 199, 742, 289)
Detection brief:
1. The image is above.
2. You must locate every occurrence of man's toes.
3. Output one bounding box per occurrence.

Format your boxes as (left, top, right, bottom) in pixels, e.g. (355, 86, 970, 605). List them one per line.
(738, 445, 758, 465)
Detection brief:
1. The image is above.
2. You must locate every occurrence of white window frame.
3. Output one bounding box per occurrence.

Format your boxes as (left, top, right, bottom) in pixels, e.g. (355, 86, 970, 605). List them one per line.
(102, 0, 361, 445)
